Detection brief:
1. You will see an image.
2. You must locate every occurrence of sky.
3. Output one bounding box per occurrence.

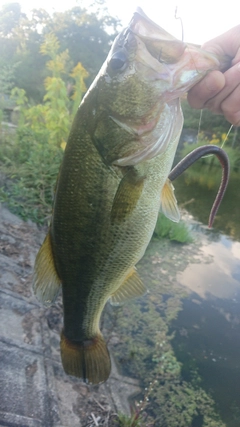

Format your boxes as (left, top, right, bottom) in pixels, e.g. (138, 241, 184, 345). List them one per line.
(0, 0, 239, 45)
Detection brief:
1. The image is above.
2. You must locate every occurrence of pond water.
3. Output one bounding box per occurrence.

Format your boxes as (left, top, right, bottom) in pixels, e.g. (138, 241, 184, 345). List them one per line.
(108, 149, 240, 426)
(170, 169, 240, 426)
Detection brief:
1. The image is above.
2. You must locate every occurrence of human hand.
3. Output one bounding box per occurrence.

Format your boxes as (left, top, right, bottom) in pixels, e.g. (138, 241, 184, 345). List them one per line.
(187, 25, 240, 126)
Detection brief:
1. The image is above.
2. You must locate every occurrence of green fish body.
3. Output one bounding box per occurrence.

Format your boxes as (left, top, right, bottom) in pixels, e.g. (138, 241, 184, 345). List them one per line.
(33, 8, 227, 384)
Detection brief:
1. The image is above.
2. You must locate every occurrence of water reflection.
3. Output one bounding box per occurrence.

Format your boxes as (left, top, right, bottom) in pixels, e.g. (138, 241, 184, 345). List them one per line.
(232, 242, 240, 262)
(177, 226, 240, 300)
(171, 293, 240, 427)
(169, 217, 240, 427)
(147, 149, 240, 425)
(173, 171, 240, 241)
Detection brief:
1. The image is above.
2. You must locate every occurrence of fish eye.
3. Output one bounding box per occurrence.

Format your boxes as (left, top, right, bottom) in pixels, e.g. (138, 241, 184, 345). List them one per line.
(108, 50, 128, 71)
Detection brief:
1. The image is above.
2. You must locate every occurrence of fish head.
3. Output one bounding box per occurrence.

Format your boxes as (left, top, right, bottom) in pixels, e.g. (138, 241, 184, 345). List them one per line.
(86, 8, 227, 166)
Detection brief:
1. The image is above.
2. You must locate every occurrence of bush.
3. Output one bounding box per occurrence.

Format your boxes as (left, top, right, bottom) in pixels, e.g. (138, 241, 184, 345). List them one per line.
(154, 213, 193, 243)
(0, 127, 63, 223)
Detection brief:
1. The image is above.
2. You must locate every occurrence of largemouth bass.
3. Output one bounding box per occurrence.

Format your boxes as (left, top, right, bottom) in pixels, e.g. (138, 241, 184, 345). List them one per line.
(33, 8, 229, 384)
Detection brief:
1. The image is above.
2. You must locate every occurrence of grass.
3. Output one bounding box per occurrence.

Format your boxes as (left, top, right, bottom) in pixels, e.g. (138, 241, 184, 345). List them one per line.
(0, 127, 63, 223)
(116, 412, 143, 427)
(154, 213, 193, 243)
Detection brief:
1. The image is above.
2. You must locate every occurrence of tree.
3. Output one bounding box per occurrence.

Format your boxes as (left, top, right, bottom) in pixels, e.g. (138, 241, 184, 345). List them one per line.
(11, 33, 89, 147)
(0, 2, 120, 102)
(70, 62, 89, 116)
(44, 6, 120, 84)
(0, 2, 23, 36)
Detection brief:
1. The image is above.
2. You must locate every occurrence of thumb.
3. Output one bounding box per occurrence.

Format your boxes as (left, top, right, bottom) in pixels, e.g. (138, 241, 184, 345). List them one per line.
(187, 71, 225, 109)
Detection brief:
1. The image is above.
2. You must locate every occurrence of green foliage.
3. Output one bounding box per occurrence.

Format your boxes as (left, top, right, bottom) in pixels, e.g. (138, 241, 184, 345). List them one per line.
(182, 99, 233, 132)
(0, 63, 17, 95)
(10, 86, 28, 126)
(42, 76, 70, 146)
(0, 2, 119, 102)
(24, 104, 46, 132)
(0, 127, 63, 223)
(0, 2, 22, 36)
(25, 33, 71, 146)
(154, 213, 193, 243)
(0, 30, 89, 223)
(180, 139, 240, 189)
(172, 138, 240, 239)
(0, 4, 47, 101)
(40, 33, 72, 77)
(182, 99, 240, 150)
(0, 3, 116, 223)
(70, 62, 89, 116)
(10, 33, 88, 147)
(44, 5, 120, 86)
(116, 412, 143, 427)
(150, 379, 225, 427)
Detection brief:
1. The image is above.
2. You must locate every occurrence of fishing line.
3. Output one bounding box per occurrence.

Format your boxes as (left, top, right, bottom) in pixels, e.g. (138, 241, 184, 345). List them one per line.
(174, 6, 184, 41)
(201, 124, 233, 159)
(197, 109, 203, 144)
(221, 124, 233, 148)
(175, 5, 204, 136)
(174, 4, 203, 148)
(174, 5, 232, 160)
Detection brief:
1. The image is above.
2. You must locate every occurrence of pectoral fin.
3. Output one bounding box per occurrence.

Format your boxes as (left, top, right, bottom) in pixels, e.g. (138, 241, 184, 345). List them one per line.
(110, 268, 146, 305)
(33, 232, 61, 305)
(110, 169, 145, 223)
(160, 178, 180, 222)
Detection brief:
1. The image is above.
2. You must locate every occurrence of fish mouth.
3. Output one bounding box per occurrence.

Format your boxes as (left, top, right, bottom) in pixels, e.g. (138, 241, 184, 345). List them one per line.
(129, 7, 187, 64)
(129, 7, 222, 95)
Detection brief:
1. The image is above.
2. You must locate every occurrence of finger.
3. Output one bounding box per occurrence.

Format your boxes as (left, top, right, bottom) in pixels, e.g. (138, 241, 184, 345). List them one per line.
(205, 62, 240, 114)
(232, 47, 240, 65)
(220, 84, 240, 126)
(202, 25, 240, 60)
(187, 70, 225, 109)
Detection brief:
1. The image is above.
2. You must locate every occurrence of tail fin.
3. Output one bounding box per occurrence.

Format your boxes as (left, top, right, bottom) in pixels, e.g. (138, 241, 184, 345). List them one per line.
(60, 332, 111, 384)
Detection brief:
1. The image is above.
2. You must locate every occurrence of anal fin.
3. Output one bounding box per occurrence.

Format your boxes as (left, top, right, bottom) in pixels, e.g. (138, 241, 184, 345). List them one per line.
(60, 332, 111, 384)
(110, 268, 146, 306)
(160, 178, 180, 222)
(33, 232, 61, 305)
